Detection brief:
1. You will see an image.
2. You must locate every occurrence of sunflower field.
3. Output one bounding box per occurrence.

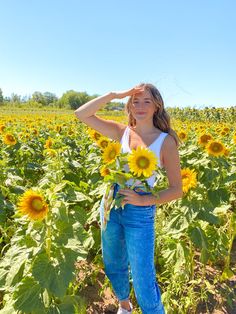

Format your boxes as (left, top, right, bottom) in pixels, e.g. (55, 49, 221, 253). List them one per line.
(0, 107, 235, 314)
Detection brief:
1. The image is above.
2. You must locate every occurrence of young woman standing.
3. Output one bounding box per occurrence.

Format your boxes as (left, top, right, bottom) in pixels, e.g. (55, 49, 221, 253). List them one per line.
(75, 83, 183, 314)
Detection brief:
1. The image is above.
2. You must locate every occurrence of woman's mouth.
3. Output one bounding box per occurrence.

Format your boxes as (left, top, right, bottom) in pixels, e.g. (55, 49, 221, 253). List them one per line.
(136, 112, 146, 115)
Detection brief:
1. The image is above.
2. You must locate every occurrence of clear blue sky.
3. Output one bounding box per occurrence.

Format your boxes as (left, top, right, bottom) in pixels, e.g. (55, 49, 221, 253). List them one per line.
(0, 0, 235, 108)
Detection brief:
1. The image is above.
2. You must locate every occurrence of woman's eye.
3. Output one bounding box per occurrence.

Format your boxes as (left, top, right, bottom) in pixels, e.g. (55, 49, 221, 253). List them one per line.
(133, 101, 150, 105)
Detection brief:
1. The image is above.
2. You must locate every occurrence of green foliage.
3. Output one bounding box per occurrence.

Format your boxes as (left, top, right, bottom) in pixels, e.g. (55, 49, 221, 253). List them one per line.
(168, 105, 236, 123)
(32, 91, 58, 106)
(57, 90, 91, 109)
(0, 109, 235, 312)
(0, 89, 3, 104)
(0, 142, 100, 312)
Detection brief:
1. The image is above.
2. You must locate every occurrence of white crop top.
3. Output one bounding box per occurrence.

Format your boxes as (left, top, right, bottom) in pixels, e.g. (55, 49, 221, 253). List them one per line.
(120, 126, 168, 187)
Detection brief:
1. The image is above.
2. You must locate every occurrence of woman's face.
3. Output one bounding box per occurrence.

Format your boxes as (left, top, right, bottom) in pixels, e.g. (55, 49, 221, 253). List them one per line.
(130, 89, 157, 123)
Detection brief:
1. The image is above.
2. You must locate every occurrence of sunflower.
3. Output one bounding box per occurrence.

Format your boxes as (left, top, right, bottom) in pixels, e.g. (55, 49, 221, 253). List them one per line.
(102, 142, 121, 164)
(31, 128, 38, 135)
(206, 140, 226, 157)
(0, 125, 6, 133)
(3, 133, 17, 145)
(68, 128, 74, 135)
(223, 147, 230, 157)
(178, 131, 187, 141)
(100, 165, 111, 177)
(223, 127, 230, 133)
(181, 168, 197, 193)
(43, 148, 56, 157)
(127, 146, 158, 177)
(87, 128, 102, 142)
(97, 136, 110, 149)
(198, 134, 213, 146)
(55, 125, 62, 133)
(18, 190, 49, 220)
(44, 138, 53, 149)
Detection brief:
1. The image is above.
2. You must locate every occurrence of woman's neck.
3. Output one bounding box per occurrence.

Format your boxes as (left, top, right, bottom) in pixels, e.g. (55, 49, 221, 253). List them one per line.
(131, 123, 158, 135)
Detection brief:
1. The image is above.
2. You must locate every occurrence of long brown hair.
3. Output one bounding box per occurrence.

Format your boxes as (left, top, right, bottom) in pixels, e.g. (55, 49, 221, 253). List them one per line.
(124, 82, 180, 147)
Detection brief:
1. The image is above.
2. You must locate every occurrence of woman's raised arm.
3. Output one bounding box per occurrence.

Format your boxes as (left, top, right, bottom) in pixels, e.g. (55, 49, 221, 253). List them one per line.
(74, 86, 144, 141)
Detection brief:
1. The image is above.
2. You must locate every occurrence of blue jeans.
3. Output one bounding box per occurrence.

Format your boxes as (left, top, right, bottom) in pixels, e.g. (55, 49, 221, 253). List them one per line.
(99, 183, 165, 314)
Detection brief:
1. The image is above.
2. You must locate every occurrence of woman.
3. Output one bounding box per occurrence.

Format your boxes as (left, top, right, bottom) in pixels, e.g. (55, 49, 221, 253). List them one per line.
(75, 83, 183, 314)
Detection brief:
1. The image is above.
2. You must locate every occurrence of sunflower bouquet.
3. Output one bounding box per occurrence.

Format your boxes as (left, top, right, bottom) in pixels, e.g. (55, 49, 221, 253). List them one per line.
(91, 131, 164, 230)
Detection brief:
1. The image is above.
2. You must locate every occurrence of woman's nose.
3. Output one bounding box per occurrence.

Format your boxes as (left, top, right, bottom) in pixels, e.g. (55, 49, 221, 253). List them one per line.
(133, 102, 144, 108)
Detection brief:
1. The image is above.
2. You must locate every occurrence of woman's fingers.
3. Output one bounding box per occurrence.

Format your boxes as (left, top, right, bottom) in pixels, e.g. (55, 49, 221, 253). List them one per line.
(114, 86, 145, 99)
(129, 86, 145, 95)
(118, 189, 134, 196)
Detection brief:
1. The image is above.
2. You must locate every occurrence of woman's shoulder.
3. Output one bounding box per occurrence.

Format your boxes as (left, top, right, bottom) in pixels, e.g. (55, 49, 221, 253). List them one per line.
(117, 123, 129, 141)
(162, 134, 178, 152)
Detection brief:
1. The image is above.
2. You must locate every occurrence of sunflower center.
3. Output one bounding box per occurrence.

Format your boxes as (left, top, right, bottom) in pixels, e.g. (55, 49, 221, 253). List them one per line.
(212, 144, 222, 152)
(137, 156, 150, 169)
(182, 176, 190, 184)
(179, 133, 186, 139)
(8, 135, 14, 141)
(94, 132, 101, 140)
(201, 135, 211, 143)
(101, 140, 108, 148)
(109, 150, 116, 159)
(104, 168, 110, 175)
(31, 199, 44, 211)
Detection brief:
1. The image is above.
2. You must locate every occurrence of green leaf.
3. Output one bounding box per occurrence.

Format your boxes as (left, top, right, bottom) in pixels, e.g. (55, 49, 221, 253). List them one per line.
(13, 276, 45, 313)
(200, 247, 209, 264)
(207, 188, 229, 207)
(220, 267, 235, 281)
(73, 191, 92, 202)
(47, 295, 87, 314)
(197, 210, 220, 225)
(205, 279, 216, 294)
(0, 297, 17, 314)
(6, 259, 25, 287)
(189, 226, 208, 249)
(65, 187, 93, 203)
(0, 268, 9, 289)
(174, 242, 186, 273)
(73, 206, 89, 226)
(0, 246, 30, 289)
(32, 253, 59, 294)
(58, 295, 87, 314)
(53, 182, 67, 193)
(32, 249, 77, 298)
(222, 172, 236, 185)
(65, 238, 88, 258)
(213, 204, 231, 215)
(64, 172, 81, 186)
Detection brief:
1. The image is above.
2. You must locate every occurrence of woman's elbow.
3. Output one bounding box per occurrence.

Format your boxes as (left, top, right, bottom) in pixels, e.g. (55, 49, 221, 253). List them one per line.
(74, 109, 85, 121)
(172, 186, 183, 199)
(74, 108, 80, 117)
(178, 190, 184, 198)
(177, 186, 184, 198)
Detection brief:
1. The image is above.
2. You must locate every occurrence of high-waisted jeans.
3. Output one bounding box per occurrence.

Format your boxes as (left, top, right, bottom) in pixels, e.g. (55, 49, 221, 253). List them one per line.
(99, 183, 165, 314)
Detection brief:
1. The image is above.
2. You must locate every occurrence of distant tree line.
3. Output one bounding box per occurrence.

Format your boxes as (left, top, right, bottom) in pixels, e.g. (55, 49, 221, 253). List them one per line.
(0, 88, 124, 111)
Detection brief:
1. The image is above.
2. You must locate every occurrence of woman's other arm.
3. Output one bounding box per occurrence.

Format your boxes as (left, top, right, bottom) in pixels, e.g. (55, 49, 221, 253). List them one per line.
(145, 135, 183, 205)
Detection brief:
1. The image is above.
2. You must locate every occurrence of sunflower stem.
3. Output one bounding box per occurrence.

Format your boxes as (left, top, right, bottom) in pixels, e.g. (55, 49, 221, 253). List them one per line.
(45, 216, 52, 259)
